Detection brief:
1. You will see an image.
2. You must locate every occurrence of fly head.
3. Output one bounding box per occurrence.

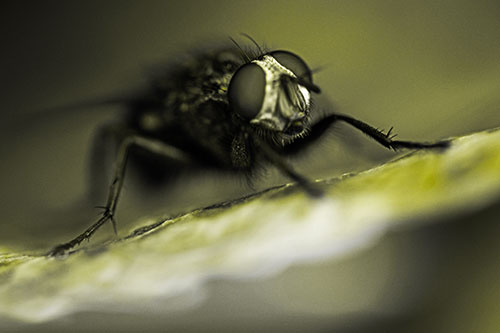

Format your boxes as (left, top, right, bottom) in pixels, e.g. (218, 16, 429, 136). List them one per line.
(228, 50, 321, 142)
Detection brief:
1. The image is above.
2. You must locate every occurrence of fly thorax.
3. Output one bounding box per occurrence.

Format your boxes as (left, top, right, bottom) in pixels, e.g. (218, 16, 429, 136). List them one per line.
(230, 132, 251, 169)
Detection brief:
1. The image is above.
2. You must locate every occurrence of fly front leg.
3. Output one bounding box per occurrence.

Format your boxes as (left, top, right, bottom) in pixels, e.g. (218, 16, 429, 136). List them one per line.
(48, 135, 193, 257)
(282, 113, 450, 155)
(267, 113, 450, 198)
(331, 114, 450, 150)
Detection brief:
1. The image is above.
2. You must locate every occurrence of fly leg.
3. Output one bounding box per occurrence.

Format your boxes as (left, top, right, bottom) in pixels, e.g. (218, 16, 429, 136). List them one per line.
(254, 136, 323, 197)
(331, 114, 450, 150)
(282, 113, 449, 155)
(267, 113, 449, 197)
(48, 135, 193, 256)
(88, 123, 127, 202)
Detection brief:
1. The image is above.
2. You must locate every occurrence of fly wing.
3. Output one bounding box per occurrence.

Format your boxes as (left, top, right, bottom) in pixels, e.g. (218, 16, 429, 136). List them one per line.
(6, 88, 152, 133)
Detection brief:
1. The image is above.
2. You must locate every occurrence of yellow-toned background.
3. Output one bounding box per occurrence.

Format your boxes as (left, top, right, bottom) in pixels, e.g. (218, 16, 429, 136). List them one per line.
(1, 1, 500, 331)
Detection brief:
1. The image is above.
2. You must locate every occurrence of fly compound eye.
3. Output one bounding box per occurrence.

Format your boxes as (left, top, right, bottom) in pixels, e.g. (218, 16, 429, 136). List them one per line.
(269, 50, 320, 93)
(228, 63, 266, 120)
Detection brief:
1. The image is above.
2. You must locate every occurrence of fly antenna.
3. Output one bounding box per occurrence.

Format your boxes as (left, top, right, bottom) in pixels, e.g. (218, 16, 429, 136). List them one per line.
(308, 66, 325, 75)
(293, 68, 322, 93)
(229, 36, 251, 62)
(240, 33, 264, 55)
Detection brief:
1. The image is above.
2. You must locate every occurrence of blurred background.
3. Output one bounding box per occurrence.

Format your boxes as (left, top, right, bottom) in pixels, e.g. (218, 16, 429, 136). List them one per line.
(1, 0, 500, 331)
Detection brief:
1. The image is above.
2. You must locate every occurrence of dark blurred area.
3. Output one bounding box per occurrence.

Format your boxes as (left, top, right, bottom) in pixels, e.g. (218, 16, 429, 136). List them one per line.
(1, 1, 500, 331)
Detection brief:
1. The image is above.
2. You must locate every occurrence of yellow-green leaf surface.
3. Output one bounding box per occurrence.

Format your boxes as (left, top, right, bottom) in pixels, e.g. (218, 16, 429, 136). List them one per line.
(1, 128, 500, 328)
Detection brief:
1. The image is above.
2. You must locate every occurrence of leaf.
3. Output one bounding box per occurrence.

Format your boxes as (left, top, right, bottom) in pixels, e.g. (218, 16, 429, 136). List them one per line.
(1, 127, 500, 325)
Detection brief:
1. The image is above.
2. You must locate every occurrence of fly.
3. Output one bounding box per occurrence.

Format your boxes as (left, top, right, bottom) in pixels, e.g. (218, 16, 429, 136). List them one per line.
(48, 36, 449, 256)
